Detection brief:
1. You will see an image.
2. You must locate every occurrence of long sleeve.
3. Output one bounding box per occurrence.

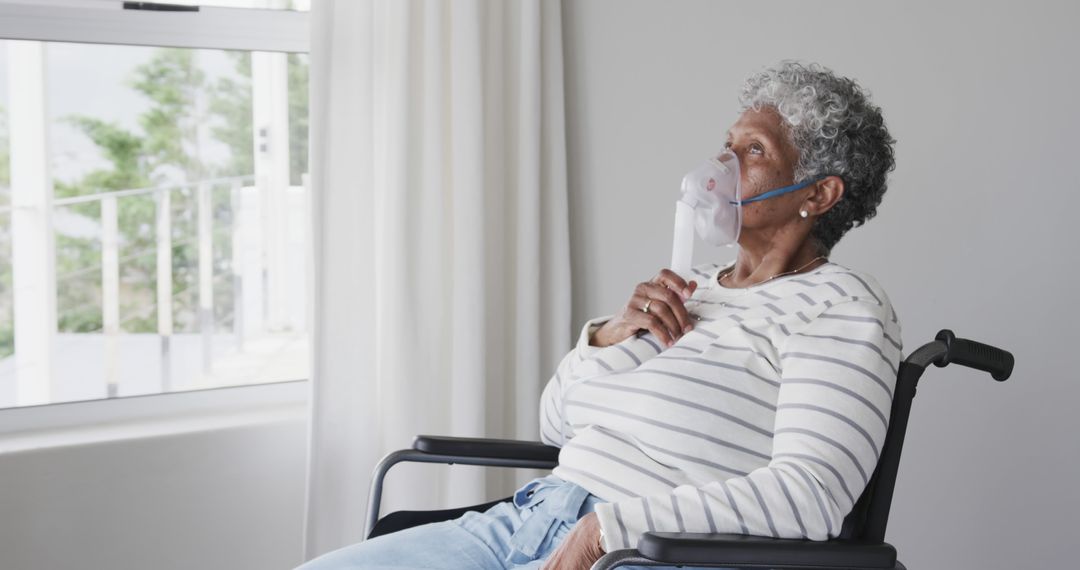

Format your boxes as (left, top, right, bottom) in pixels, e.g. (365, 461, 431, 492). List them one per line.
(592, 298, 903, 550)
(539, 314, 666, 447)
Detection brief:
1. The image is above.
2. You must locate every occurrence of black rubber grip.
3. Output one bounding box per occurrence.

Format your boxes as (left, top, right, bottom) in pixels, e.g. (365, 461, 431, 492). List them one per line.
(637, 532, 897, 567)
(413, 435, 560, 463)
(934, 330, 1014, 381)
(123, 2, 200, 11)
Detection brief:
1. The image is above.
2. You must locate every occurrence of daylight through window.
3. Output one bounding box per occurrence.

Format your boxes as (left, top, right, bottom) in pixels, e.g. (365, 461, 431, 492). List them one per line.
(0, 39, 310, 408)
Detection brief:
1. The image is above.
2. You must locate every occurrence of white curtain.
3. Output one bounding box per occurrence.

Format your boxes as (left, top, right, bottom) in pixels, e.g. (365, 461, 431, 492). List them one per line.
(303, 0, 571, 560)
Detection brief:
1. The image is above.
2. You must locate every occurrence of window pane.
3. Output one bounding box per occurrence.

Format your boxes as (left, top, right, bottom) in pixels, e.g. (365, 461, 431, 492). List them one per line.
(0, 40, 310, 408)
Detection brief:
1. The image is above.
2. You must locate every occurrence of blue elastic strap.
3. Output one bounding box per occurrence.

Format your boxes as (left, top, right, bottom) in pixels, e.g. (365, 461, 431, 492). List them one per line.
(729, 176, 824, 205)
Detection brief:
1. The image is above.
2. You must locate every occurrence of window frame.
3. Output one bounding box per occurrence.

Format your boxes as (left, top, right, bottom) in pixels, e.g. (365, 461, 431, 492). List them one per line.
(0, 379, 308, 445)
(0, 0, 312, 432)
(0, 1, 307, 53)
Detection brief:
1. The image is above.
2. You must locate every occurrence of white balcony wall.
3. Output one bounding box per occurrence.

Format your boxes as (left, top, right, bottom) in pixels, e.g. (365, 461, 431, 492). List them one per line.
(285, 184, 308, 330)
(252, 51, 293, 332)
(7, 40, 56, 407)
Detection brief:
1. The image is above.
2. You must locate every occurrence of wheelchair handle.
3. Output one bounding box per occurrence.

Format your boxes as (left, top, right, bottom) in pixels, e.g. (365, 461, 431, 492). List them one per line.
(933, 329, 1014, 381)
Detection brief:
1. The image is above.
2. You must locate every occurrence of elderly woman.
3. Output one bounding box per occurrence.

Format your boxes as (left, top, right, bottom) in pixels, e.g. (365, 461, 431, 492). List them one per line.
(301, 60, 899, 570)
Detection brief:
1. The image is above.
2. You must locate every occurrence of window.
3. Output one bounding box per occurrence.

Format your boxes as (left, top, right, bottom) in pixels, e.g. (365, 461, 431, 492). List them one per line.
(0, 2, 309, 408)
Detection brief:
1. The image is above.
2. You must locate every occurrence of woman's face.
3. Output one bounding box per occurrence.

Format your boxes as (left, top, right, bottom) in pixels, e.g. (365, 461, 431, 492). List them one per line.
(725, 107, 804, 232)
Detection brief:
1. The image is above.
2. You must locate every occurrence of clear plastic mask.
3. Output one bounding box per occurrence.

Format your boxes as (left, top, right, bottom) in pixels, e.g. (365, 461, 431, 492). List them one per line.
(670, 149, 822, 279)
(671, 149, 741, 277)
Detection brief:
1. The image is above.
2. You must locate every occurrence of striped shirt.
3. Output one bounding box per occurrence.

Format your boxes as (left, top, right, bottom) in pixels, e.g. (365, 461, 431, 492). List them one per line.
(539, 261, 902, 551)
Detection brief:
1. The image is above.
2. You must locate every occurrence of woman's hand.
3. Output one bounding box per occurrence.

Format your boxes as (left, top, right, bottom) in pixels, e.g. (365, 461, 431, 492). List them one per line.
(540, 512, 604, 570)
(591, 269, 697, 348)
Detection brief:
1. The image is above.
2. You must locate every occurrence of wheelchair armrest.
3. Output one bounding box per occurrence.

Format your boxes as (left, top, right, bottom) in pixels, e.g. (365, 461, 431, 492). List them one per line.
(618, 532, 897, 569)
(413, 435, 560, 463)
(366, 436, 560, 538)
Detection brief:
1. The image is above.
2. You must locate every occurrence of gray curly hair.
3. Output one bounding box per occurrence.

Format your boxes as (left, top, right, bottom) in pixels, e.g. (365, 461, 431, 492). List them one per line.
(739, 61, 896, 253)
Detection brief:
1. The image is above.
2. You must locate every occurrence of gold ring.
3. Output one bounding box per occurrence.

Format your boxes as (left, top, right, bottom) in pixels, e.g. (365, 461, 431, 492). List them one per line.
(642, 299, 652, 314)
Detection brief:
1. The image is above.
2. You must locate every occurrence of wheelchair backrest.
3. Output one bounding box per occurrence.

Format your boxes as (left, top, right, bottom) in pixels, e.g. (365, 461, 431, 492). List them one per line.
(838, 360, 922, 542)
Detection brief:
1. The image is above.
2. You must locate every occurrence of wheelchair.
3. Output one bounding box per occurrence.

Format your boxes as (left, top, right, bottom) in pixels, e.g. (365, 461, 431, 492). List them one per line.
(363, 329, 1014, 569)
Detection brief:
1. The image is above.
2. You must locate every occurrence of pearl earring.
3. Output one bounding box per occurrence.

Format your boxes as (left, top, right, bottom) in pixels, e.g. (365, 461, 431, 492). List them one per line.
(800, 210, 809, 219)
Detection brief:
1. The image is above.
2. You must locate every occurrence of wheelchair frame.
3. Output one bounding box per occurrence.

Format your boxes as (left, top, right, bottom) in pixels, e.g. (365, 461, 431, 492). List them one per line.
(364, 329, 1013, 569)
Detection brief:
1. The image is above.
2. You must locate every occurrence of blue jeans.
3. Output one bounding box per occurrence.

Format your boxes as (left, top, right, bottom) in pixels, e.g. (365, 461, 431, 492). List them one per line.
(297, 475, 701, 569)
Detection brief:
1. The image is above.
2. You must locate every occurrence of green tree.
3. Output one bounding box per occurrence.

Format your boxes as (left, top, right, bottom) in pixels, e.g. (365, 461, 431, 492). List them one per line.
(210, 51, 310, 184)
(288, 53, 309, 185)
(61, 118, 150, 191)
(53, 117, 153, 333)
(209, 52, 253, 177)
(58, 48, 212, 334)
(55, 46, 309, 337)
(131, 48, 209, 183)
(129, 48, 214, 332)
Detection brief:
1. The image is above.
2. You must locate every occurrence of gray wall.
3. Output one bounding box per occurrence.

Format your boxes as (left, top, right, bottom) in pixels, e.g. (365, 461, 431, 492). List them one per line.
(562, 1, 1078, 568)
(0, 416, 307, 570)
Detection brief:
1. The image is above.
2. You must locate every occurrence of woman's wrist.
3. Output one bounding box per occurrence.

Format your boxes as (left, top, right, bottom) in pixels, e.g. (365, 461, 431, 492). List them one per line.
(589, 322, 615, 347)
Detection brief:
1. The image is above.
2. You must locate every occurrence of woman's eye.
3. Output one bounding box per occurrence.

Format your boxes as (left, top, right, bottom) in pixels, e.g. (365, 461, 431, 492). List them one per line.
(749, 143, 764, 155)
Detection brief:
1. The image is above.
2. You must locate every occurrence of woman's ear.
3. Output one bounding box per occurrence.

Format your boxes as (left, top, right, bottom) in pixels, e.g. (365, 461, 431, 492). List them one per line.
(805, 175, 845, 216)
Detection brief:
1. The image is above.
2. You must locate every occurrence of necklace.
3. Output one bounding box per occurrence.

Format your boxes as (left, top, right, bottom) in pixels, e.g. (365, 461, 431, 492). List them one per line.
(718, 255, 828, 288)
(687, 256, 829, 322)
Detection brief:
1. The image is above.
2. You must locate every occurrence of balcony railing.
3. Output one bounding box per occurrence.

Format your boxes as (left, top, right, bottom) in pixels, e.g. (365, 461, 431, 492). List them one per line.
(0, 175, 309, 408)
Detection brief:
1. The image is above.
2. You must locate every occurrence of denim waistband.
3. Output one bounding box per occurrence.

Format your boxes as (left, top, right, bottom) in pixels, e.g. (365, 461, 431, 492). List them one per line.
(506, 475, 604, 563)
